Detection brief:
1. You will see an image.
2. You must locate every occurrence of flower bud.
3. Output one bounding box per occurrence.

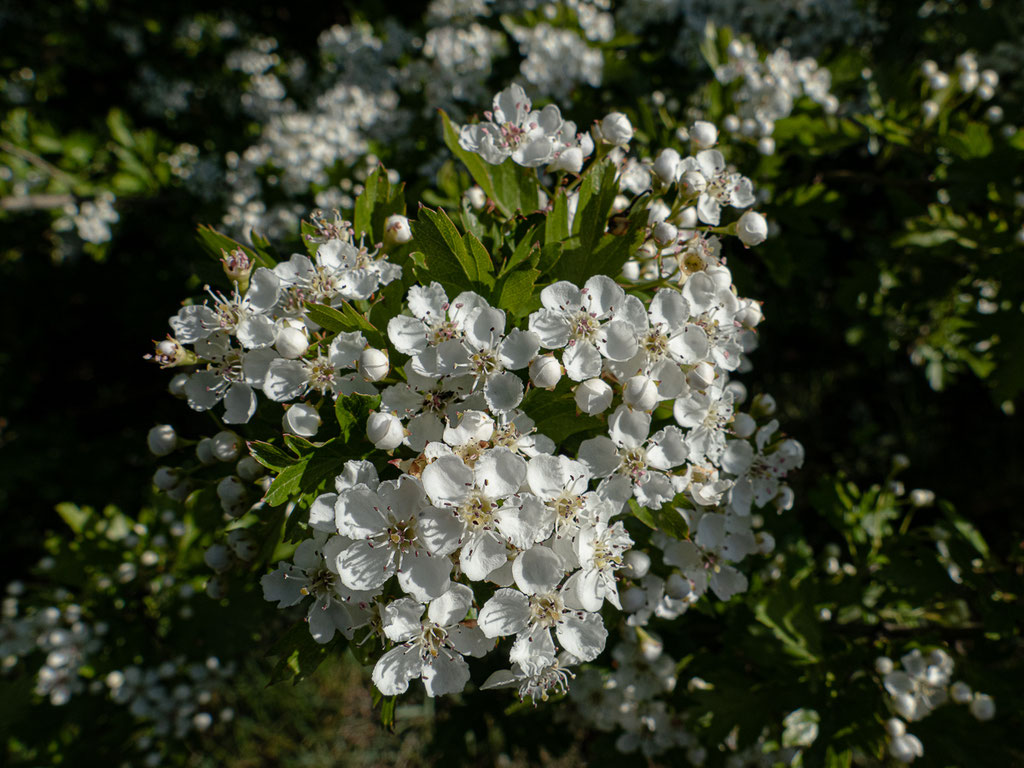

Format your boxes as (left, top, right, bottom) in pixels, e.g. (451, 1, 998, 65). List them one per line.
(211, 431, 242, 462)
(732, 412, 756, 439)
(359, 347, 389, 382)
(147, 425, 177, 457)
(737, 210, 768, 246)
(221, 248, 253, 292)
(757, 137, 775, 156)
(578, 132, 594, 158)
(205, 576, 228, 600)
(467, 186, 486, 209)
(550, 147, 583, 173)
(969, 693, 995, 721)
(217, 476, 247, 505)
(909, 488, 935, 507)
(725, 380, 747, 405)
(740, 118, 758, 137)
(653, 148, 681, 184)
(620, 587, 646, 613)
(196, 438, 217, 465)
(647, 199, 671, 225)
(665, 572, 692, 599)
(598, 112, 634, 146)
(236, 456, 264, 482)
(153, 467, 180, 491)
(894, 693, 916, 720)
(612, 194, 630, 213)
(976, 83, 994, 101)
(950, 681, 972, 704)
(985, 105, 1003, 124)
(980, 68, 999, 88)
(151, 337, 195, 368)
(383, 214, 412, 247)
(674, 206, 698, 229)
(686, 362, 716, 390)
(203, 544, 232, 574)
(756, 531, 776, 555)
(885, 718, 906, 738)
(751, 392, 777, 418)
(623, 375, 659, 411)
(889, 733, 923, 763)
(921, 59, 938, 77)
(774, 485, 795, 511)
(622, 550, 651, 578)
(723, 114, 741, 133)
(283, 403, 321, 438)
(929, 71, 949, 90)
(621, 260, 641, 281)
(652, 222, 678, 247)
(227, 530, 257, 561)
(275, 326, 308, 359)
(169, 373, 189, 398)
(875, 656, 894, 675)
(959, 69, 979, 93)
(679, 170, 707, 197)
(922, 100, 939, 121)
(690, 121, 718, 149)
(367, 411, 405, 450)
(530, 354, 562, 389)
(735, 300, 764, 329)
(575, 378, 613, 414)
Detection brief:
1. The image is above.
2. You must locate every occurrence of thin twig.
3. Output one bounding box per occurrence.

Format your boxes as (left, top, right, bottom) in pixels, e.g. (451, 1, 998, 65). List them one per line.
(0, 193, 75, 211)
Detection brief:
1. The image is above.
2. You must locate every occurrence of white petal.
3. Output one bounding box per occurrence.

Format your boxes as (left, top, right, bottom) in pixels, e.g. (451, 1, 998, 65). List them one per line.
(417, 508, 464, 556)
(669, 324, 709, 364)
(528, 308, 571, 348)
(496, 494, 555, 548)
(608, 405, 650, 449)
(407, 282, 448, 322)
(263, 359, 308, 402)
(237, 314, 277, 349)
(710, 566, 748, 601)
(474, 447, 528, 499)
(540, 281, 583, 312)
(185, 371, 224, 411)
(337, 540, 394, 591)
(428, 583, 474, 627)
(477, 588, 530, 638)
(448, 625, 493, 658)
(260, 565, 307, 607)
(382, 598, 425, 642)
(460, 531, 509, 581)
(372, 646, 421, 696)
(510, 627, 556, 674)
(498, 329, 540, 370)
(387, 315, 429, 355)
(308, 493, 338, 533)
(563, 341, 602, 381)
(484, 371, 524, 412)
(555, 611, 607, 661)
(421, 455, 474, 507)
(596, 320, 639, 362)
(222, 382, 257, 424)
(421, 650, 470, 697)
(397, 555, 452, 602)
(329, 332, 366, 370)
(512, 546, 564, 595)
(646, 426, 688, 470)
(577, 437, 620, 478)
(334, 488, 386, 539)
(307, 598, 345, 644)
(649, 289, 691, 333)
(583, 275, 626, 317)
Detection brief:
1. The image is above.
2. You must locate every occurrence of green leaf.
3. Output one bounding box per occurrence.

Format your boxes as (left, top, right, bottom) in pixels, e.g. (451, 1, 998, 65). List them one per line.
(544, 188, 570, 245)
(463, 231, 496, 284)
(496, 267, 540, 315)
(283, 433, 319, 456)
(519, 385, 602, 443)
(55, 503, 91, 534)
(303, 301, 384, 347)
(267, 622, 347, 685)
(490, 159, 541, 216)
(379, 695, 397, 731)
(499, 224, 540, 278)
(335, 393, 381, 442)
(652, 503, 689, 539)
(248, 441, 300, 472)
(106, 108, 134, 148)
(354, 165, 386, 241)
(263, 462, 306, 507)
(413, 206, 495, 293)
(196, 225, 273, 270)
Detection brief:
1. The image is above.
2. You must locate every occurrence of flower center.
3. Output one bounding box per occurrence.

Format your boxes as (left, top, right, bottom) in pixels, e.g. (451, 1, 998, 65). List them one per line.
(470, 347, 500, 378)
(458, 492, 495, 528)
(548, 493, 584, 533)
(643, 329, 669, 361)
(301, 566, 336, 600)
(618, 447, 648, 481)
(415, 624, 448, 659)
(309, 267, 338, 302)
(529, 593, 564, 629)
(428, 320, 461, 345)
(568, 310, 600, 343)
(306, 357, 336, 393)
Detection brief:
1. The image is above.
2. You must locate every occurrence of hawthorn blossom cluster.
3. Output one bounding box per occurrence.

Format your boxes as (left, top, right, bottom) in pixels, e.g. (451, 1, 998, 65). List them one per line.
(715, 38, 838, 154)
(246, 87, 805, 711)
(875, 649, 996, 763)
(154, 219, 398, 427)
(920, 53, 1005, 126)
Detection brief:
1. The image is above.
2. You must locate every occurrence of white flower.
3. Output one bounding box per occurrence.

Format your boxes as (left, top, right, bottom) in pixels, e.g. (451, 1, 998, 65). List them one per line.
(481, 653, 577, 702)
(736, 210, 767, 246)
(679, 150, 756, 226)
(565, 520, 633, 610)
(661, 513, 756, 601)
(528, 276, 639, 381)
(597, 112, 633, 146)
(371, 586, 490, 697)
(458, 83, 564, 167)
(263, 331, 373, 402)
(721, 420, 804, 514)
(273, 238, 399, 306)
(333, 475, 460, 602)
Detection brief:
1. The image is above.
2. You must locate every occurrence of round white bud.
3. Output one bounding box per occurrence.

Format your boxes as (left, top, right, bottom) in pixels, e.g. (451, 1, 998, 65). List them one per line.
(550, 147, 583, 174)
(665, 572, 692, 599)
(921, 60, 938, 77)
(956, 52, 977, 71)
(980, 69, 999, 88)
(674, 206, 698, 229)
(757, 137, 776, 156)
(211, 431, 242, 462)
(203, 545, 232, 573)
(621, 260, 641, 281)
(732, 412, 756, 439)
(579, 132, 595, 158)
(687, 362, 716, 391)
(623, 375, 659, 411)
(153, 467, 180, 491)
(384, 214, 412, 245)
(740, 118, 758, 137)
(690, 120, 718, 149)
(275, 327, 308, 359)
(652, 222, 678, 247)
(976, 83, 994, 101)
(727, 39, 744, 58)
(620, 587, 646, 613)
(922, 100, 940, 120)
(367, 411, 404, 450)
(752, 392, 777, 417)
(647, 199, 671, 225)
(169, 373, 189, 398)
(216, 476, 246, 505)
(985, 105, 1004, 124)
(612, 194, 630, 213)
(467, 186, 486, 209)
(894, 692, 917, 720)
(725, 380, 747, 405)
(959, 69, 979, 93)
(736, 300, 764, 328)
(359, 347, 389, 382)
(875, 656, 894, 675)
(723, 114, 741, 133)
(774, 485, 795, 511)
(653, 148, 681, 184)
(679, 170, 707, 197)
(909, 488, 935, 507)
(885, 718, 906, 738)
(823, 94, 839, 115)
(227, 530, 257, 561)
(236, 456, 264, 482)
(205, 576, 227, 600)
(737, 210, 768, 246)
(889, 733, 924, 763)
(147, 425, 177, 457)
(950, 681, 972, 704)
(599, 112, 634, 146)
(530, 354, 563, 389)
(758, 119, 775, 137)
(196, 438, 217, 465)
(622, 550, 651, 578)
(929, 71, 949, 90)
(283, 403, 321, 438)
(574, 378, 613, 414)
(969, 693, 995, 721)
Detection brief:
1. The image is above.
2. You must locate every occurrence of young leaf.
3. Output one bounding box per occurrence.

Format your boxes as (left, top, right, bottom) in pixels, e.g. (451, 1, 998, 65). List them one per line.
(248, 440, 300, 472)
